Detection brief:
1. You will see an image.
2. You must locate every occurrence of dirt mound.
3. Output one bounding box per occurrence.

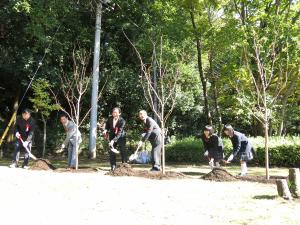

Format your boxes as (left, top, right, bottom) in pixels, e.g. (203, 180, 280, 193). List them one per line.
(106, 163, 137, 176)
(106, 164, 186, 180)
(30, 159, 56, 171)
(202, 168, 238, 182)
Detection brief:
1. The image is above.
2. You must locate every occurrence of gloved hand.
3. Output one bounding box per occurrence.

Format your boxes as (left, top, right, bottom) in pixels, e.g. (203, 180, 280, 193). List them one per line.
(23, 141, 29, 148)
(204, 151, 208, 157)
(61, 144, 65, 149)
(15, 132, 21, 139)
(227, 154, 234, 163)
(137, 141, 143, 149)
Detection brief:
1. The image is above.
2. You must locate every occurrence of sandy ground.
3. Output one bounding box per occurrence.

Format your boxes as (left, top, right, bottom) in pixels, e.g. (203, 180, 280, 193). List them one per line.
(0, 166, 299, 225)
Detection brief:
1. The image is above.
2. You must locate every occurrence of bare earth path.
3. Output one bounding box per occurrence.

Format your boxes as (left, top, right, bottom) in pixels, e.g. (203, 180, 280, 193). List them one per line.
(0, 166, 299, 225)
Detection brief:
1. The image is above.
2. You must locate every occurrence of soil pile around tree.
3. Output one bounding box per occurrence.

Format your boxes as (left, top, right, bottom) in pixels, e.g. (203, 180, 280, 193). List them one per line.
(106, 163, 186, 180)
(202, 168, 238, 182)
(30, 159, 56, 171)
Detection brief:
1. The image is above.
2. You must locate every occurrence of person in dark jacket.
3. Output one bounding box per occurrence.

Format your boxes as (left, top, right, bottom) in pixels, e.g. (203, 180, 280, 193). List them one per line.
(137, 110, 161, 171)
(9, 109, 36, 168)
(104, 107, 127, 171)
(223, 124, 254, 176)
(201, 125, 224, 169)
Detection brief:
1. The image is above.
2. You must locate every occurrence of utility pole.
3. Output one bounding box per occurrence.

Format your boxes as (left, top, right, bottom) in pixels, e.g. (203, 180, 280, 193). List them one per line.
(89, 2, 102, 159)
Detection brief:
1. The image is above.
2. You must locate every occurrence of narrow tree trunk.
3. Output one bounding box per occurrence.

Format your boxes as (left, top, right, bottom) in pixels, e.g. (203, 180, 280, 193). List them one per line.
(152, 53, 158, 123)
(276, 179, 293, 200)
(288, 168, 300, 198)
(190, 10, 212, 125)
(264, 96, 270, 180)
(42, 116, 47, 158)
(209, 52, 222, 134)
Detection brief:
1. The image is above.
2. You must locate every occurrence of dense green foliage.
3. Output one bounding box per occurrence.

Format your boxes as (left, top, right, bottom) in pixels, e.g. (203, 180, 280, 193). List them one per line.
(0, 0, 299, 161)
(166, 136, 300, 167)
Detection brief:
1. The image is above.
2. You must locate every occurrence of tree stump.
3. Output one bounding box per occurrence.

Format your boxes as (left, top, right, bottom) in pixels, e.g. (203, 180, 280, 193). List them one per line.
(288, 168, 300, 198)
(276, 179, 293, 200)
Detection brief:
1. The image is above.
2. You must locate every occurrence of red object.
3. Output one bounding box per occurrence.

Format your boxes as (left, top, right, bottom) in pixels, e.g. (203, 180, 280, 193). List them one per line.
(25, 123, 30, 132)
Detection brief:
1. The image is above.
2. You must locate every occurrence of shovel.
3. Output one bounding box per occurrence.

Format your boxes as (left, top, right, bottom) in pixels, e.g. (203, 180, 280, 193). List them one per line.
(129, 145, 141, 162)
(18, 137, 37, 160)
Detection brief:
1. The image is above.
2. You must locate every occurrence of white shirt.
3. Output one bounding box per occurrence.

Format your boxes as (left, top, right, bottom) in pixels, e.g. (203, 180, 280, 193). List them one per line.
(113, 117, 118, 128)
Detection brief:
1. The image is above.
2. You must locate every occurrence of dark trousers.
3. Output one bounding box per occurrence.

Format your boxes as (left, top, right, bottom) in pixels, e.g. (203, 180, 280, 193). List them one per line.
(150, 134, 161, 169)
(12, 141, 32, 167)
(109, 137, 127, 168)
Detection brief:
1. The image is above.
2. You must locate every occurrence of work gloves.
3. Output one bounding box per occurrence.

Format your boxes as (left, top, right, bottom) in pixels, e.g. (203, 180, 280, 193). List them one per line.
(204, 151, 208, 157)
(15, 132, 21, 139)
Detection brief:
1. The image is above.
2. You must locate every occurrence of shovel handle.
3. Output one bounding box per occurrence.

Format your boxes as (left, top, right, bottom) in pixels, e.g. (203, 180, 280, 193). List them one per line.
(18, 137, 37, 160)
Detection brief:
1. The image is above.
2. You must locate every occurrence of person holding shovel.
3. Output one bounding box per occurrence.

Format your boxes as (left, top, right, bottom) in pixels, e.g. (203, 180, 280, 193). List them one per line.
(9, 108, 36, 169)
(103, 107, 127, 171)
(58, 114, 82, 169)
(201, 125, 224, 170)
(137, 110, 161, 172)
(223, 124, 254, 176)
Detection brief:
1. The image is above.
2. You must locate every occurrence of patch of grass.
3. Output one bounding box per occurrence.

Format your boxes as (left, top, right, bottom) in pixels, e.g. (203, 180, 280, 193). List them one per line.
(253, 195, 278, 200)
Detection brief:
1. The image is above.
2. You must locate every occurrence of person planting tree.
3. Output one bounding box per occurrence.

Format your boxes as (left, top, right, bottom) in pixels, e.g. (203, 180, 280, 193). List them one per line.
(103, 107, 127, 171)
(137, 110, 162, 172)
(9, 108, 36, 169)
(223, 124, 254, 176)
(57, 113, 82, 169)
(201, 125, 224, 170)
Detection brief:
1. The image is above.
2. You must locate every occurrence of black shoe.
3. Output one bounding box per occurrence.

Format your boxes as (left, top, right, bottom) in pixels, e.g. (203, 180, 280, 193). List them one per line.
(150, 167, 161, 172)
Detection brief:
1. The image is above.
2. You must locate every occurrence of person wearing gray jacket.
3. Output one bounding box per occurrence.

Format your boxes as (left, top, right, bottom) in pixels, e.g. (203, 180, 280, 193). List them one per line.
(137, 110, 161, 171)
(58, 114, 82, 169)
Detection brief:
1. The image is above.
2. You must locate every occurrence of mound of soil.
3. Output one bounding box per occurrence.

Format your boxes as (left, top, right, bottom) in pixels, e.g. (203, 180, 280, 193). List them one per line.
(106, 163, 186, 180)
(202, 168, 238, 182)
(30, 159, 56, 171)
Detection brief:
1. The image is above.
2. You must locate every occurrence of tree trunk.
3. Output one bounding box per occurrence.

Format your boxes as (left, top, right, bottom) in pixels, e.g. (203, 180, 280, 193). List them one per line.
(264, 97, 270, 180)
(276, 179, 293, 200)
(152, 53, 159, 123)
(209, 52, 222, 134)
(288, 168, 300, 198)
(42, 116, 47, 158)
(190, 10, 212, 125)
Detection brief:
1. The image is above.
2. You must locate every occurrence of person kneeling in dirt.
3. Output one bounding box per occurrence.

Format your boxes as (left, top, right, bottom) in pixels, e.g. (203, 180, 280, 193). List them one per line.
(137, 110, 161, 172)
(201, 125, 224, 170)
(103, 107, 127, 171)
(58, 114, 82, 169)
(223, 124, 254, 176)
(10, 108, 36, 169)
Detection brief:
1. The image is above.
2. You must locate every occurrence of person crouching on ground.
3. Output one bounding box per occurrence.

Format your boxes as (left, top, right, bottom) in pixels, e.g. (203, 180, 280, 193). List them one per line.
(223, 124, 254, 176)
(137, 110, 161, 172)
(10, 108, 36, 169)
(201, 125, 224, 170)
(58, 114, 82, 169)
(103, 107, 127, 171)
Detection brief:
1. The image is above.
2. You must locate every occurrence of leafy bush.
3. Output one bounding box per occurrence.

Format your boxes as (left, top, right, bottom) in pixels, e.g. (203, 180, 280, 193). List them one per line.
(165, 137, 204, 163)
(166, 136, 300, 167)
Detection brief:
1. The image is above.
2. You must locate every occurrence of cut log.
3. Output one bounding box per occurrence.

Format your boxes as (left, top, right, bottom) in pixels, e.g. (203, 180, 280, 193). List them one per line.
(288, 168, 300, 198)
(276, 179, 293, 200)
